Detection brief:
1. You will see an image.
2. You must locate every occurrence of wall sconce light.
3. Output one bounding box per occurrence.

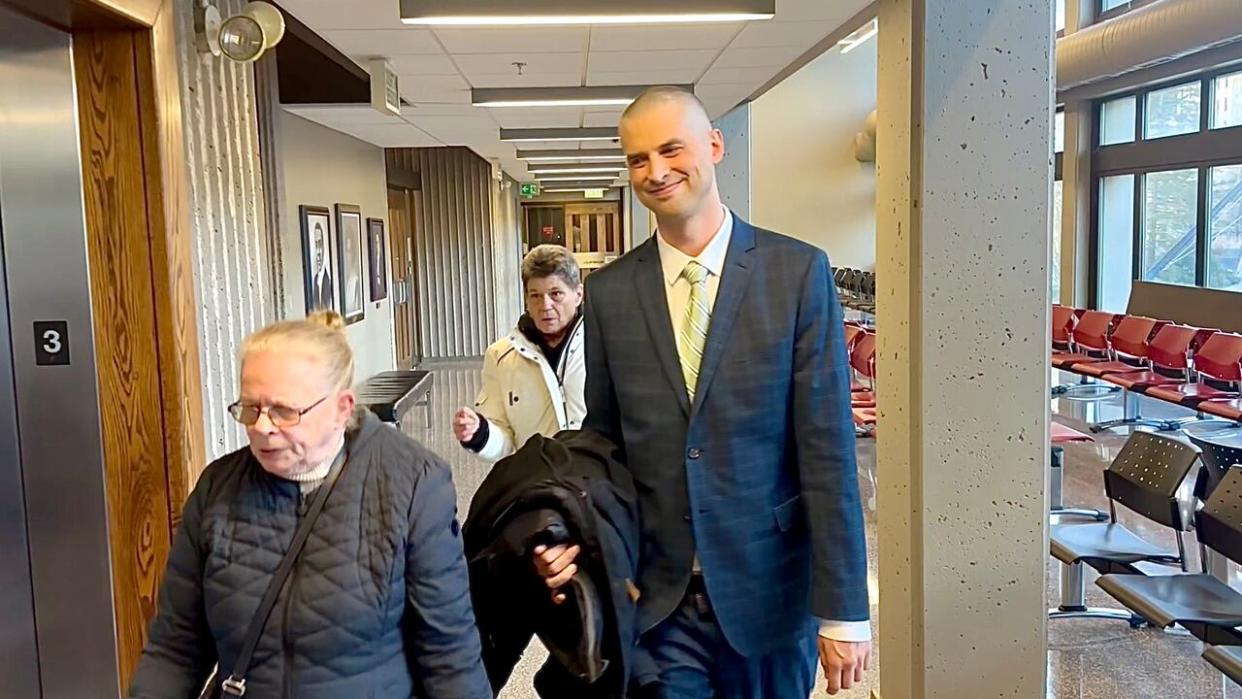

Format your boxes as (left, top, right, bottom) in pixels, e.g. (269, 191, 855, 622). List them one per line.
(196, 1, 286, 63)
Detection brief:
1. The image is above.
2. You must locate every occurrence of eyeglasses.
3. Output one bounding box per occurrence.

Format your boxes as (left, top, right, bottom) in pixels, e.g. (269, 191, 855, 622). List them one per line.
(227, 395, 329, 427)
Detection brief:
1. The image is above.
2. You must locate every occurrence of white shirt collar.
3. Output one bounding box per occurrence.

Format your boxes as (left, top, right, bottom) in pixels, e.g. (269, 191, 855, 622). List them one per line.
(656, 207, 733, 286)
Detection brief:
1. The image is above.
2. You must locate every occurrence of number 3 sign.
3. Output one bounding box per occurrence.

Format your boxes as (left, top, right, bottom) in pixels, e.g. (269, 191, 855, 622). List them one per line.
(33, 321, 70, 366)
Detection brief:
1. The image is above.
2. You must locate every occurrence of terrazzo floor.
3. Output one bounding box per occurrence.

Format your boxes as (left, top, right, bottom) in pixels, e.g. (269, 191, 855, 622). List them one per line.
(399, 360, 1240, 698)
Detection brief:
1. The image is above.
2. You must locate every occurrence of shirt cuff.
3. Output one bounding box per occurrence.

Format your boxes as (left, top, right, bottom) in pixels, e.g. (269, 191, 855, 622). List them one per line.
(816, 618, 872, 643)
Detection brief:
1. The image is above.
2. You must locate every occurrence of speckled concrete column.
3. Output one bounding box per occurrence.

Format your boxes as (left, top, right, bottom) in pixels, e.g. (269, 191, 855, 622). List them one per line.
(874, 1, 1052, 697)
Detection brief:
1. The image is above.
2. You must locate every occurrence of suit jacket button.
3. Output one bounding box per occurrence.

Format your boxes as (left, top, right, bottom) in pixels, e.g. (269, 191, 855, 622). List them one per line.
(683, 513, 692, 522)
(687, 447, 701, 460)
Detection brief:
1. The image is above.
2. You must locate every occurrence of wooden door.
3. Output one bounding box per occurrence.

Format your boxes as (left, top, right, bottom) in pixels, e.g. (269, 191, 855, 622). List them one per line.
(388, 187, 418, 367)
(565, 203, 621, 279)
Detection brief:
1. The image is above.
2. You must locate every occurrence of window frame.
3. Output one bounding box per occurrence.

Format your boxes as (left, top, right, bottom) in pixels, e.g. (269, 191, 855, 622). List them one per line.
(1088, 66, 1242, 305)
(1097, 0, 1160, 23)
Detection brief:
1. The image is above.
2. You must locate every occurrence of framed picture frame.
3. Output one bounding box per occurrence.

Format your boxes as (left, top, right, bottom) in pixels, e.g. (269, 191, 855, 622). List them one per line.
(335, 203, 365, 325)
(366, 217, 388, 302)
(299, 204, 336, 315)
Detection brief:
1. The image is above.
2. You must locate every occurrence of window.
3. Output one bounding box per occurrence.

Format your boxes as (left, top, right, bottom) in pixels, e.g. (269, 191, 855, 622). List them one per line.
(1141, 169, 1198, 286)
(1099, 175, 1136, 312)
(1101, 0, 1129, 10)
(1144, 82, 1200, 140)
(1090, 68, 1242, 306)
(1055, 0, 1066, 33)
(1099, 96, 1136, 146)
(1054, 110, 1065, 154)
(1209, 164, 1242, 291)
(1211, 70, 1242, 131)
(1052, 180, 1063, 304)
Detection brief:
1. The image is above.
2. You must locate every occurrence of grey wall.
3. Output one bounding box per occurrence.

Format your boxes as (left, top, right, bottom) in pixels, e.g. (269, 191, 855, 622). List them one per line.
(389, 147, 513, 359)
(713, 103, 751, 221)
(175, 0, 274, 458)
(751, 39, 877, 270)
(279, 111, 396, 381)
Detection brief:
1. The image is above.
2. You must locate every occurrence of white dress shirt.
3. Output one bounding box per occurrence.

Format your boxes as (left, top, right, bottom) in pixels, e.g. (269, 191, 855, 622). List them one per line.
(654, 207, 872, 644)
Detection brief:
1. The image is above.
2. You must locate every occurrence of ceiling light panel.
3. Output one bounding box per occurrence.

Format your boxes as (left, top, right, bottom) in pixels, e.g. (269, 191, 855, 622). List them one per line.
(517, 148, 626, 162)
(400, 0, 775, 26)
(500, 127, 618, 142)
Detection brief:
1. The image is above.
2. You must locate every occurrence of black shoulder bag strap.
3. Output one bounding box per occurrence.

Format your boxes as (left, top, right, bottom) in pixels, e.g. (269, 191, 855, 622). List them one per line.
(219, 445, 350, 697)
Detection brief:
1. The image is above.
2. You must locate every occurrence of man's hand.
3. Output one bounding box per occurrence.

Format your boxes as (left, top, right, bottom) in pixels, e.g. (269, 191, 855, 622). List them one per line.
(452, 408, 480, 443)
(818, 638, 870, 695)
(532, 544, 580, 604)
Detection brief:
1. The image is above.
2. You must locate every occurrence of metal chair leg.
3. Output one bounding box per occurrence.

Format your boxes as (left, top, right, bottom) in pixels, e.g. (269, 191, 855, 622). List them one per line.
(1048, 561, 1145, 627)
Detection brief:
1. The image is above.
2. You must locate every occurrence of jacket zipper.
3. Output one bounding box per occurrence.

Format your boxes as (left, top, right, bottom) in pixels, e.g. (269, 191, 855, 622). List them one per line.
(552, 319, 580, 429)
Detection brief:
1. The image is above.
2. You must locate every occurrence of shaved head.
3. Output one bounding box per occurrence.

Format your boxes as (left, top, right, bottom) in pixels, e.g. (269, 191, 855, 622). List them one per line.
(621, 86, 712, 131)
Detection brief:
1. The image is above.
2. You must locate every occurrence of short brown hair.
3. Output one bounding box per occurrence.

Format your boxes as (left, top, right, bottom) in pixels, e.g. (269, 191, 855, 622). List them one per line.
(522, 244, 580, 289)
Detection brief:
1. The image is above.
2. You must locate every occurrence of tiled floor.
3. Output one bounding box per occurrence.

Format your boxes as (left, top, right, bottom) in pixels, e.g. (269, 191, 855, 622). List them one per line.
(401, 362, 1240, 698)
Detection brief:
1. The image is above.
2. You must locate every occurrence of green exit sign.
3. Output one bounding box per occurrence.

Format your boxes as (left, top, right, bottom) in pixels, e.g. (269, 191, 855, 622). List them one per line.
(520, 182, 540, 198)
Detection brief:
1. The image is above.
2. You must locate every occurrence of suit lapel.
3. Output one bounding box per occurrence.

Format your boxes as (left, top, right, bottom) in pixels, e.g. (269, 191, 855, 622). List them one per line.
(633, 240, 691, 418)
(691, 218, 756, 416)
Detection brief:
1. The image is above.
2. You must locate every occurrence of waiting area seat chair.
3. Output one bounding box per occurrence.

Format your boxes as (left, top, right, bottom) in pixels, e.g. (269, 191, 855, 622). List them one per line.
(1092, 325, 1214, 433)
(1049, 431, 1200, 624)
(1097, 467, 1242, 645)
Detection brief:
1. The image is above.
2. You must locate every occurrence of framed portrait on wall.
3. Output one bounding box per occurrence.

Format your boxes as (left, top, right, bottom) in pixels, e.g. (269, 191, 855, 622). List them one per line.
(366, 217, 388, 302)
(299, 205, 336, 314)
(335, 203, 365, 325)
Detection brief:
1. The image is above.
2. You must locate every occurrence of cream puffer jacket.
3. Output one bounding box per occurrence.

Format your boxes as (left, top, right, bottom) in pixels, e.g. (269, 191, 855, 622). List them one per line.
(470, 316, 586, 462)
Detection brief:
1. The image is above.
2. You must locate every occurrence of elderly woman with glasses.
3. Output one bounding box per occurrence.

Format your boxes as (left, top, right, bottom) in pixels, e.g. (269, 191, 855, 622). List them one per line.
(129, 311, 491, 699)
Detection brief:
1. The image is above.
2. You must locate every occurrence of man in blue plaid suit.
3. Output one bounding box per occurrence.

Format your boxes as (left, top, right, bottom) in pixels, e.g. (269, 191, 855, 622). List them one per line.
(535, 87, 869, 697)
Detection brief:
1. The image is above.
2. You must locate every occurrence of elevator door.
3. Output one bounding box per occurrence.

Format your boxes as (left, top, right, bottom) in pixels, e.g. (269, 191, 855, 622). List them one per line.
(0, 6, 121, 697)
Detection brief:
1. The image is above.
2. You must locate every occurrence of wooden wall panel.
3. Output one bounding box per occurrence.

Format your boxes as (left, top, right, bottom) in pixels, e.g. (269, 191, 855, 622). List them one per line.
(73, 28, 171, 689)
(135, 0, 205, 516)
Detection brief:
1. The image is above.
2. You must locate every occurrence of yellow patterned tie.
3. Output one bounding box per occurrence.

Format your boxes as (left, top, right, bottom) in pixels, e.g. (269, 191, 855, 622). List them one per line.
(678, 261, 712, 402)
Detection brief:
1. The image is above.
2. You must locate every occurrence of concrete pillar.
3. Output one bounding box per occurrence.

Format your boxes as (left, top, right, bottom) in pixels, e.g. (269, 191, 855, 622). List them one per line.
(713, 102, 751, 221)
(875, 0, 1052, 696)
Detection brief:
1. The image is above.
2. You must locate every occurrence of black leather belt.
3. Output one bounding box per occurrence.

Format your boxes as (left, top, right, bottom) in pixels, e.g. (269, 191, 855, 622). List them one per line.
(686, 574, 712, 617)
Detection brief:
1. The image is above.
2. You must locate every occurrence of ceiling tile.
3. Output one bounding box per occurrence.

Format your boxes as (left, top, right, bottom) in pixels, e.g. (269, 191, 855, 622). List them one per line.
(453, 52, 586, 79)
(775, 0, 868, 21)
(467, 73, 583, 88)
(387, 53, 459, 75)
(587, 49, 716, 74)
(433, 27, 589, 54)
(729, 20, 836, 49)
(285, 104, 401, 126)
(582, 110, 624, 128)
(489, 109, 584, 129)
(399, 103, 478, 117)
(398, 74, 470, 102)
(339, 123, 444, 147)
(278, 0, 400, 30)
(586, 69, 702, 86)
(587, 24, 741, 52)
(697, 66, 776, 86)
(321, 29, 442, 57)
(711, 46, 806, 69)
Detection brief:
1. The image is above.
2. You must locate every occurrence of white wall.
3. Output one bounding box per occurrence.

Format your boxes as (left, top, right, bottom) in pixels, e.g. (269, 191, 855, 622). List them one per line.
(751, 39, 877, 270)
(279, 111, 395, 381)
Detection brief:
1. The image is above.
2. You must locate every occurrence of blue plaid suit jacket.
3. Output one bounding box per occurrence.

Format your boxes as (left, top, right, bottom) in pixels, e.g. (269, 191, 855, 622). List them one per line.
(582, 215, 869, 657)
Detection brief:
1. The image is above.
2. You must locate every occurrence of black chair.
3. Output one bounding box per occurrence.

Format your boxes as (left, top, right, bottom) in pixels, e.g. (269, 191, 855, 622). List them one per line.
(1186, 426, 1242, 501)
(1204, 645, 1242, 686)
(1049, 431, 1200, 624)
(1098, 467, 1242, 645)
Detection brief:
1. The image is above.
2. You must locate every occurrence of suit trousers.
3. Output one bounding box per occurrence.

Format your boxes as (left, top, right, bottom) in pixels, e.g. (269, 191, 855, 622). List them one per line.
(642, 582, 818, 699)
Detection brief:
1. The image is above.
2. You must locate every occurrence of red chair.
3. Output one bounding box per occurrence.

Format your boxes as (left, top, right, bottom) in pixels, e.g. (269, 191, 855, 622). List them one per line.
(843, 323, 866, 356)
(1145, 332, 1242, 408)
(1052, 310, 1118, 371)
(1200, 398, 1242, 423)
(1052, 305, 1079, 352)
(849, 332, 877, 404)
(853, 407, 877, 436)
(1073, 315, 1166, 378)
(1093, 325, 1215, 432)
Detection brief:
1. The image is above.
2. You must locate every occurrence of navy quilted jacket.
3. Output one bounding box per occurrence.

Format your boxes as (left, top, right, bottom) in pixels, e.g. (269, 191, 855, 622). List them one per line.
(129, 412, 491, 699)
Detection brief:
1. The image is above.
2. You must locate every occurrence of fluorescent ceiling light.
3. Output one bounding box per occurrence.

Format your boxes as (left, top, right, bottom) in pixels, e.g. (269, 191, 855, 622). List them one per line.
(537, 175, 619, 182)
(500, 127, 617, 142)
(839, 18, 877, 54)
(528, 165, 626, 174)
(400, 0, 775, 26)
(545, 188, 614, 193)
(474, 84, 689, 109)
(518, 148, 625, 162)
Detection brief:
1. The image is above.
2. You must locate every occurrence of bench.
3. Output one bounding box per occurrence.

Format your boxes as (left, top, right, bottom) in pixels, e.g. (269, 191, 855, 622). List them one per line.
(357, 370, 434, 430)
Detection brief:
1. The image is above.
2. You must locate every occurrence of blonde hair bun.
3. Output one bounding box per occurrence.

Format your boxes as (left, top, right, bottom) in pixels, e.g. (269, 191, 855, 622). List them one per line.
(306, 309, 346, 332)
